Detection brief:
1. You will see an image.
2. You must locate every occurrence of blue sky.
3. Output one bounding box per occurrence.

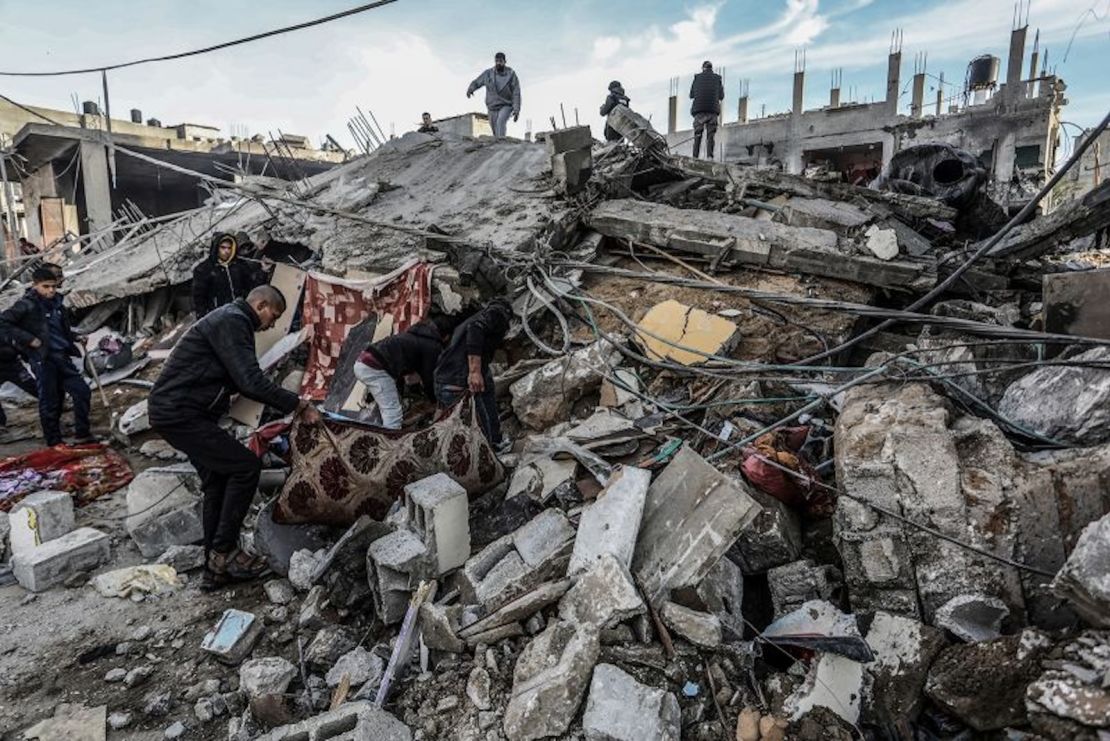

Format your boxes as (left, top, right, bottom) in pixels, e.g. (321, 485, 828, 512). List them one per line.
(0, 0, 1105, 152)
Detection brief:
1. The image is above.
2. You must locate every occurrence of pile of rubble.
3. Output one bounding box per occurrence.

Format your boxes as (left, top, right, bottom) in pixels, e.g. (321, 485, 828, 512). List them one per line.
(5, 108, 1110, 740)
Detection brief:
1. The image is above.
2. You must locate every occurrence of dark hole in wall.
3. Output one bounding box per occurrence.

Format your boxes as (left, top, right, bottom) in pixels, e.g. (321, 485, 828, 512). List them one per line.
(932, 158, 965, 184)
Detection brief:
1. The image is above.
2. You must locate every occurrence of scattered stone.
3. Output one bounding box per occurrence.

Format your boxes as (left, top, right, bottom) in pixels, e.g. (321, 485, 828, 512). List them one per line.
(263, 579, 295, 606)
(568, 466, 650, 576)
(255, 701, 412, 741)
(1025, 630, 1110, 738)
(660, 602, 722, 649)
(503, 620, 600, 741)
(164, 720, 185, 739)
(143, 690, 173, 717)
(131, 625, 153, 642)
(435, 695, 460, 713)
(200, 609, 263, 665)
(195, 696, 220, 723)
(1051, 512, 1110, 628)
(155, 544, 205, 572)
(862, 611, 946, 727)
(864, 225, 900, 260)
(124, 665, 153, 688)
(184, 678, 222, 702)
(288, 547, 325, 592)
(581, 663, 681, 741)
(934, 593, 1010, 642)
(115, 641, 133, 656)
(240, 657, 298, 700)
(304, 625, 358, 670)
(525, 614, 545, 635)
(558, 554, 645, 628)
(467, 666, 492, 710)
(325, 646, 384, 688)
(107, 711, 132, 730)
(104, 667, 126, 683)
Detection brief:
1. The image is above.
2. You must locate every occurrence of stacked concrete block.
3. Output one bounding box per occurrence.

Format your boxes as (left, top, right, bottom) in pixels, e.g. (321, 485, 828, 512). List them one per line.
(12, 527, 111, 592)
(404, 473, 470, 576)
(545, 125, 593, 196)
(462, 509, 575, 611)
(125, 464, 205, 558)
(367, 529, 430, 625)
(8, 490, 75, 555)
(568, 466, 650, 576)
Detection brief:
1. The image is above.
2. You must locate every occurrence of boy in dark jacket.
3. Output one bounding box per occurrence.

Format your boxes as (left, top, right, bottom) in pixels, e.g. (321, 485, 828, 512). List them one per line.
(192, 233, 261, 318)
(0, 266, 91, 445)
(599, 81, 630, 142)
(353, 315, 457, 430)
(434, 298, 512, 451)
(149, 285, 319, 589)
(690, 60, 725, 159)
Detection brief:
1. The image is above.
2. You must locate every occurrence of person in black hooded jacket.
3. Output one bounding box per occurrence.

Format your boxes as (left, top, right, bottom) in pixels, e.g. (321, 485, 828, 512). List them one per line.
(599, 80, 630, 142)
(192, 233, 260, 318)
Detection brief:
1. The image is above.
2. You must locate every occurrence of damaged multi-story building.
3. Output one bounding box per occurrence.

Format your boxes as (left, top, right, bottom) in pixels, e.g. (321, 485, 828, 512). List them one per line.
(666, 24, 1064, 211)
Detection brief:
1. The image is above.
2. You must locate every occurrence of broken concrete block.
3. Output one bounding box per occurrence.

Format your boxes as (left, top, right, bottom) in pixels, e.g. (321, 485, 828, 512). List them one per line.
(118, 398, 150, 436)
(925, 630, 1052, 731)
(1051, 512, 1110, 628)
(509, 340, 619, 430)
(559, 554, 645, 628)
(462, 509, 575, 611)
(605, 104, 667, 151)
(544, 125, 593, 156)
(862, 611, 946, 727)
(568, 465, 650, 576)
(367, 529, 430, 625)
(553, 148, 593, 195)
(404, 473, 470, 576)
(999, 346, 1110, 446)
(201, 609, 263, 665)
(256, 701, 412, 741)
(934, 593, 1009, 642)
(784, 653, 864, 726)
(633, 445, 761, 605)
(8, 490, 75, 555)
(581, 663, 681, 741)
(503, 620, 600, 741)
(864, 225, 899, 260)
(304, 625, 358, 670)
(325, 646, 384, 688)
(695, 554, 745, 641)
(635, 299, 739, 365)
(660, 601, 722, 649)
(767, 559, 842, 619)
(125, 465, 204, 559)
(727, 489, 803, 574)
(12, 527, 110, 592)
(459, 579, 572, 639)
(419, 602, 465, 653)
(1025, 630, 1110, 738)
(239, 656, 297, 701)
(505, 456, 577, 504)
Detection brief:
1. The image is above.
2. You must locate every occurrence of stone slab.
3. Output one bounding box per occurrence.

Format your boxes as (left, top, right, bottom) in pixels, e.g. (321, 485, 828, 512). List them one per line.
(568, 466, 650, 576)
(12, 527, 110, 592)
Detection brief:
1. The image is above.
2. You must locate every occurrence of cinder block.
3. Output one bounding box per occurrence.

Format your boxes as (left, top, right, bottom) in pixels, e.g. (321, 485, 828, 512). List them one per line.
(12, 527, 110, 592)
(257, 701, 412, 741)
(404, 473, 470, 575)
(568, 466, 650, 576)
(512, 509, 575, 568)
(462, 510, 575, 610)
(367, 529, 429, 625)
(125, 465, 204, 558)
(552, 148, 593, 194)
(544, 125, 593, 156)
(9, 490, 75, 555)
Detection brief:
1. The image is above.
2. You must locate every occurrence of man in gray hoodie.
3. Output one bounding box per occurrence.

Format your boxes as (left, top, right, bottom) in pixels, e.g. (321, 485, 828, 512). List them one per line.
(467, 51, 521, 138)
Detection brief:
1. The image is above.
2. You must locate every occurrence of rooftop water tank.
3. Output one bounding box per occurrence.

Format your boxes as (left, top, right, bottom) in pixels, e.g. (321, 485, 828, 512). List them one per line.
(967, 55, 1000, 90)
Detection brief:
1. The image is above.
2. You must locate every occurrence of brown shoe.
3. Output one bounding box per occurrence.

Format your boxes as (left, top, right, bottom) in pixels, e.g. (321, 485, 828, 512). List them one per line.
(202, 549, 269, 591)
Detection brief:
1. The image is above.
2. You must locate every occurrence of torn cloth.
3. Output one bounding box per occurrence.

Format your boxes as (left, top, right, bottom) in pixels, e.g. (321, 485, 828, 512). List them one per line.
(0, 443, 134, 512)
(273, 396, 503, 526)
(299, 261, 435, 400)
(740, 427, 831, 515)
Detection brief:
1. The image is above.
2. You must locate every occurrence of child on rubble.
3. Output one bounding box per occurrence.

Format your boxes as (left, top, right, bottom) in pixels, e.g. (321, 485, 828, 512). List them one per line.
(0, 266, 92, 446)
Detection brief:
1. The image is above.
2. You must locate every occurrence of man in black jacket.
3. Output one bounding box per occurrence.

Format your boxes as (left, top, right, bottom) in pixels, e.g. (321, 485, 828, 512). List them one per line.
(150, 285, 319, 588)
(0, 266, 90, 445)
(599, 81, 630, 142)
(434, 298, 512, 451)
(192, 233, 261, 318)
(690, 60, 725, 159)
(353, 315, 457, 429)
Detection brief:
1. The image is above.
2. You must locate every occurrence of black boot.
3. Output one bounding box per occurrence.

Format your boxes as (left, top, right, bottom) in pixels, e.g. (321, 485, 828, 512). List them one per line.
(692, 131, 703, 159)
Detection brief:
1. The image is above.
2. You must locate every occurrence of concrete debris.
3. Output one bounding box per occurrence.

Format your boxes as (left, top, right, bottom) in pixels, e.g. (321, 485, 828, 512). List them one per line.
(125, 465, 204, 559)
(998, 346, 1110, 445)
(21, 703, 106, 741)
(12, 527, 110, 592)
(288, 547, 326, 592)
(633, 445, 761, 605)
(503, 620, 600, 741)
(154, 544, 205, 572)
(635, 299, 739, 365)
(861, 611, 946, 727)
(404, 473, 471, 576)
(510, 340, 620, 430)
(90, 564, 180, 598)
(934, 593, 1010, 642)
(767, 559, 842, 619)
(581, 663, 681, 741)
(304, 625, 358, 670)
(263, 579, 296, 606)
(694, 553, 746, 640)
(466, 666, 493, 710)
(660, 601, 722, 649)
(200, 609, 264, 665)
(1025, 630, 1110, 738)
(568, 465, 650, 576)
(863, 225, 899, 260)
(256, 702, 412, 741)
(459, 579, 571, 639)
(8, 490, 74, 556)
(419, 601, 465, 653)
(1052, 512, 1110, 628)
(783, 652, 864, 726)
(558, 553, 645, 628)
(367, 529, 430, 625)
(505, 456, 578, 504)
(763, 600, 873, 662)
(324, 646, 384, 688)
(727, 490, 803, 574)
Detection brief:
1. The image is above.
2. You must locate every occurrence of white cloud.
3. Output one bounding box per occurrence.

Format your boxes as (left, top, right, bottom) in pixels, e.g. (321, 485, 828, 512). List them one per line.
(591, 36, 622, 62)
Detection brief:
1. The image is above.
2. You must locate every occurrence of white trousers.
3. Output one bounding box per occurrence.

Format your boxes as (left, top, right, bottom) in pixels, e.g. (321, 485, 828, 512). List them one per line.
(353, 362, 403, 429)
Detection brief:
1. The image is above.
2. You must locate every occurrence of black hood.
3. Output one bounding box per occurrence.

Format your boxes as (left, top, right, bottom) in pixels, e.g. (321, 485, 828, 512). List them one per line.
(207, 233, 237, 264)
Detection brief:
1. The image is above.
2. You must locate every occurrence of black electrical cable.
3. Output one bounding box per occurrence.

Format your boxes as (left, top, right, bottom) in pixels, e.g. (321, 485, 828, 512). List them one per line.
(0, 1, 399, 77)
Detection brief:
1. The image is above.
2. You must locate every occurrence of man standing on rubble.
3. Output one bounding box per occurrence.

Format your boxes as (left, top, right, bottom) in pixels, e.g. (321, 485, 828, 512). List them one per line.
(354, 314, 458, 429)
(434, 298, 512, 453)
(467, 52, 521, 138)
(192, 233, 262, 318)
(149, 285, 320, 589)
(418, 113, 439, 134)
(690, 61, 724, 159)
(599, 80, 630, 142)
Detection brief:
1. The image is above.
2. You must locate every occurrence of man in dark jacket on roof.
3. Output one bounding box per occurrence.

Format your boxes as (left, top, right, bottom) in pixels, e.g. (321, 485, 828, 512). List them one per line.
(434, 298, 512, 452)
(149, 285, 320, 589)
(690, 60, 725, 159)
(599, 80, 630, 142)
(353, 314, 458, 429)
(192, 233, 261, 318)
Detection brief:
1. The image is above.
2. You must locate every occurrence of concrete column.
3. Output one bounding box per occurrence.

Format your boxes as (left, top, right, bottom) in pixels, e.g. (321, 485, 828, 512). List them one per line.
(667, 95, 678, 135)
(910, 73, 926, 118)
(737, 96, 748, 123)
(992, 130, 1017, 184)
(885, 52, 901, 115)
(78, 141, 113, 239)
(21, 161, 57, 249)
(792, 71, 805, 116)
(935, 87, 943, 117)
(829, 88, 840, 108)
(1006, 27, 1027, 90)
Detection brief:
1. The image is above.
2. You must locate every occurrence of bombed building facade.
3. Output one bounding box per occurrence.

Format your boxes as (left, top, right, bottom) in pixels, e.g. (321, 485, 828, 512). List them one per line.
(666, 24, 1064, 211)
